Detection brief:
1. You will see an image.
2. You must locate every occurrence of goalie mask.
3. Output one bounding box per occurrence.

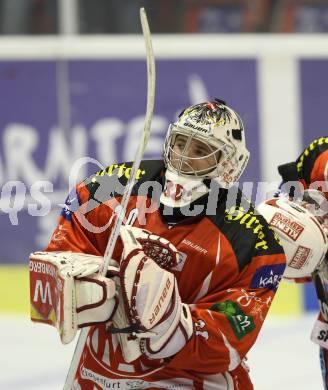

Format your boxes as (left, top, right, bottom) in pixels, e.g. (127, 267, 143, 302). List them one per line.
(161, 99, 250, 207)
(258, 196, 328, 279)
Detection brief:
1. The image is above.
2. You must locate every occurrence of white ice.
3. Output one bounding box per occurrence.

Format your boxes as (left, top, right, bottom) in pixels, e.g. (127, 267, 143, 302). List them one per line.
(0, 313, 323, 389)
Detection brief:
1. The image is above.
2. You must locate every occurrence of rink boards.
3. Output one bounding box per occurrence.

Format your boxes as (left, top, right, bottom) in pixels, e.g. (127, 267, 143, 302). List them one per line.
(0, 265, 316, 316)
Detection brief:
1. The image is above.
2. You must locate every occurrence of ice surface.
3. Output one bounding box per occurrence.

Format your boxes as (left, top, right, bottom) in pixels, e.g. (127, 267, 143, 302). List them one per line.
(0, 313, 323, 389)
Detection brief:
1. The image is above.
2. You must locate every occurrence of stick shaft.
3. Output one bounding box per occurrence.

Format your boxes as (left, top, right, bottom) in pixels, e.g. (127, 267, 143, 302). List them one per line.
(313, 269, 328, 322)
(63, 8, 155, 388)
(102, 7, 155, 272)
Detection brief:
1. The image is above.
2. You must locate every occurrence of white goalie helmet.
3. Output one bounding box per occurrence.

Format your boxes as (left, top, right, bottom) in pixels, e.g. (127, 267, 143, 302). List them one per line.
(163, 99, 250, 189)
(258, 196, 328, 279)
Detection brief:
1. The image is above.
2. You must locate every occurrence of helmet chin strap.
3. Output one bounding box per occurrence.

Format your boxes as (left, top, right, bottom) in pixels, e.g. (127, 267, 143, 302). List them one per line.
(160, 170, 209, 208)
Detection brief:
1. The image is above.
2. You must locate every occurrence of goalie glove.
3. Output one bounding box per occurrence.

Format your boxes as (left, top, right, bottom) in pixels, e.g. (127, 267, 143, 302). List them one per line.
(109, 226, 193, 361)
(29, 251, 118, 344)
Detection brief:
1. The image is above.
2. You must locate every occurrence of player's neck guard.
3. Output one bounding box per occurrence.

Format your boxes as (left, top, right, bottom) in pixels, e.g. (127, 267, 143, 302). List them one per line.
(159, 194, 209, 225)
(160, 170, 209, 208)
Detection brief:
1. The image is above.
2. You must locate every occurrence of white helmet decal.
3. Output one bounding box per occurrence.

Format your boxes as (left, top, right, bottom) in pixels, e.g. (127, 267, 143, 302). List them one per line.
(163, 99, 250, 189)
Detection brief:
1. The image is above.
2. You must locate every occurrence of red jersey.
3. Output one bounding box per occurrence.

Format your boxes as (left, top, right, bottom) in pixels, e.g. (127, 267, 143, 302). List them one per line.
(279, 137, 328, 199)
(47, 160, 285, 389)
(280, 137, 328, 388)
(296, 137, 328, 191)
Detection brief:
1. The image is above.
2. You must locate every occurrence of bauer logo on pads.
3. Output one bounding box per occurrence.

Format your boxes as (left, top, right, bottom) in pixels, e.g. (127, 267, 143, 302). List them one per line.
(250, 264, 285, 291)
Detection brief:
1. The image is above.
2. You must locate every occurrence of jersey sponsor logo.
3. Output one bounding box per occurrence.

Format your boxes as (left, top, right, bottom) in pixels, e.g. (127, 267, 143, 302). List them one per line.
(95, 163, 146, 180)
(181, 239, 208, 255)
(250, 264, 285, 291)
(226, 288, 272, 321)
(289, 245, 311, 269)
(210, 300, 255, 340)
(126, 380, 149, 389)
(84, 164, 146, 213)
(296, 137, 328, 173)
(270, 211, 304, 241)
(80, 365, 192, 388)
(126, 380, 189, 389)
(225, 206, 275, 250)
(318, 330, 328, 342)
(226, 288, 272, 308)
(80, 366, 121, 388)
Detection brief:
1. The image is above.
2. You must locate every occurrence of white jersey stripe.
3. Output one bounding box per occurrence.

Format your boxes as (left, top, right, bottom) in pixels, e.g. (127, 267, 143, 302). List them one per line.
(194, 236, 221, 302)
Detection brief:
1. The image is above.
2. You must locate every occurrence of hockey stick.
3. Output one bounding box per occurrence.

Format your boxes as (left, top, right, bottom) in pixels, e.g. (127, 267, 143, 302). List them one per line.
(63, 8, 155, 389)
